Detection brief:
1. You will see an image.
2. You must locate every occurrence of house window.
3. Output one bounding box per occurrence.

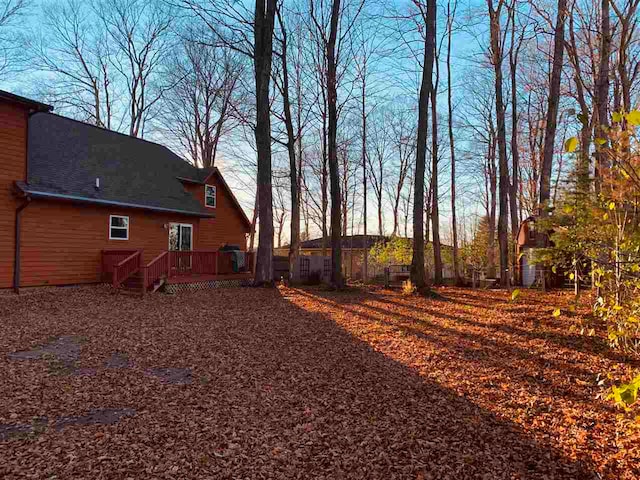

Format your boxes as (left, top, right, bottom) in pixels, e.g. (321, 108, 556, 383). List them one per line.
(205, 185, 216, 208)
(109, 215, 129, 240)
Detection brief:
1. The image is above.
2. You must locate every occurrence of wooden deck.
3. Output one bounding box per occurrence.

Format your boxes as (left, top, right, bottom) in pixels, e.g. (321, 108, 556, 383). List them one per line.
(102, 249, 255, 295)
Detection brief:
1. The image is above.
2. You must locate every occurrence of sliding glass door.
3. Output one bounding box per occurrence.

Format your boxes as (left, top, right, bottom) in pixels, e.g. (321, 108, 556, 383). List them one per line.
(168, 223, 193, 273)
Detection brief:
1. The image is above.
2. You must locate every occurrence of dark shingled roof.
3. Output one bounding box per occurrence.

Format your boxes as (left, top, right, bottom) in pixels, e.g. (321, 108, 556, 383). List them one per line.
(20, 113, 214, 217)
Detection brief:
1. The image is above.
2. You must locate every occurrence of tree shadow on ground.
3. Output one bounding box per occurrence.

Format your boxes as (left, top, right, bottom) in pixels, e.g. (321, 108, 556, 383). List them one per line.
(251, 287, 597, 479)
(293, 288, 604, 406)
(377, 291, 640, 368)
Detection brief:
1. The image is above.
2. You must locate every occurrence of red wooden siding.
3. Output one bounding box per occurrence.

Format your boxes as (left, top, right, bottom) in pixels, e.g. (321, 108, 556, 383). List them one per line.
(19, 201, 201, 286)
(14, 174, 249, 288)
(0, 103, 28, 289)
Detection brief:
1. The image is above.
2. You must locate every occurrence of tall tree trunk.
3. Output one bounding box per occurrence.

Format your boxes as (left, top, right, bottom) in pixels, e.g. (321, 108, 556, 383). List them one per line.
(431, 65, 443, 285)
(487, 134, 497, 278)
(276, 10, 300, 283)
(508, 4, 521, 285)
(539, 0, 568, 205)
(321, 113, 329, 255)
(378, 196, 383, 236)
(411, 0, 436, 289)
(253, 0, 277, 285)
(361, 71, 368, 282)
(567, 10, 592, 193)
(341, 150, 349, 235)
(594, 0, 611, 193)
(488, 0, 509, 286)
(327, 0, 343, 288)
(447, 0, 461, 285)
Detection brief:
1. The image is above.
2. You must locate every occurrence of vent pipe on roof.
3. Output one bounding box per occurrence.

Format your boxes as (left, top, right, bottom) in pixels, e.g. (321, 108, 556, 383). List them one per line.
(95, 178, 100, 190)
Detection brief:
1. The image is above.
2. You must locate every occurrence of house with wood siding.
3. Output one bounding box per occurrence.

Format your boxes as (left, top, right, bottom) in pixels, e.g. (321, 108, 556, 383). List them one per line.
(0, 90, 252, 294)
(516, 216, 564, 288)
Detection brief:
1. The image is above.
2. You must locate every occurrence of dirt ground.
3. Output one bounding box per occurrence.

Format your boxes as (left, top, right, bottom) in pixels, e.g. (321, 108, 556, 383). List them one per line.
(0, 285, 638, 479)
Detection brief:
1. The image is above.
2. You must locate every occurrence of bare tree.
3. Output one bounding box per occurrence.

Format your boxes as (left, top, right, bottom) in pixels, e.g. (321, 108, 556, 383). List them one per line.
(507, 1, 525, 283)
(253, 0, 277, 284)
(273, 6, 300, 281)
(273, 176, 288, 248)
(0, 0, 29, 79)
(387, 107, 414, 236)
(308, 0, 363, 286)
(446, 0, 461, 284)
(326, 0, 343, 287)
(353, 18, 378, 280)
(411, 0, 436, 289)
(368, 108, 390, 236)
(36, 0, 114, 128)
(160, 34, 243, 168)
(461, 74, 498, 278)
(594, 0, 611, 191)
(539, 0, 568, 206)
(358, 46, 369, 278)
(401, 165, 414, 238)
(430, 27, 442, 285)
(487, 0, 509, 286)
(97, 0, 174, 137)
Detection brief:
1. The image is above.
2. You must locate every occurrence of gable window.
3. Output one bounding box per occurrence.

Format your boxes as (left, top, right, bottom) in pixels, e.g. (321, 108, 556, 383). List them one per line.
(205, 184, 216, 208)
(109, 215, 129, 240)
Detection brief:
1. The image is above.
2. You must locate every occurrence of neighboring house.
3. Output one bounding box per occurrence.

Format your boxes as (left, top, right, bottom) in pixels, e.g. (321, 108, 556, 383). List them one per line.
(0, 90, 252, 293)
(275, 235, 386, 281)
(516, 215, 563, 288)
(516, 217, 541, 287)
(275, 235, 455, 282)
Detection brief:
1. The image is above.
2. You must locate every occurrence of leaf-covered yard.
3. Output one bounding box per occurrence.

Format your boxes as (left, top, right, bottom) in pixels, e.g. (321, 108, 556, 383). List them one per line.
(0, 286, 638, 479)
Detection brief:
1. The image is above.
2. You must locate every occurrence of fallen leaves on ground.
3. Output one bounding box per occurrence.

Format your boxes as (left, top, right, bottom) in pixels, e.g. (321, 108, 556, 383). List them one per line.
(0, 285, 637, 479)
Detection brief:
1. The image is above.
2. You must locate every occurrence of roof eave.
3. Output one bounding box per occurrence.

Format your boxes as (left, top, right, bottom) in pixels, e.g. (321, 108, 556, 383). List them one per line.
(15, 183, 214, 218)
(176, 176, 204, 185)
(0, 90, 53, 112)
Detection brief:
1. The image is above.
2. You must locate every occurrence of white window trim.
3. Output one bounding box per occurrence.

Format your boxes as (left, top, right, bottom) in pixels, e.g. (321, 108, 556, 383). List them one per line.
(205, 184, 216, 208)
(109, 215, 129, 241)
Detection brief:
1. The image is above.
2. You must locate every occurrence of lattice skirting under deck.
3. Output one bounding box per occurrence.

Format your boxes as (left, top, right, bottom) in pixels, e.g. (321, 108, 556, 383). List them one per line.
(164, 278, 254, 294)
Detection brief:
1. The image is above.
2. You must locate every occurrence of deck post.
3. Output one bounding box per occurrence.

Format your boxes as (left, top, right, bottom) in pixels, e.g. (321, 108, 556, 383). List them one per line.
(215, 251, 218, 275)
(142, 267, 147, 298)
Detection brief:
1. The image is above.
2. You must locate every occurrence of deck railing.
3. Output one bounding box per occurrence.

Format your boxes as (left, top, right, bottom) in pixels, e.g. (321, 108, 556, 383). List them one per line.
(143, 251, 169, 289)
(102, 249, 140, 282)
(112, 250, 142, 288)
(168, 250, 254, 276)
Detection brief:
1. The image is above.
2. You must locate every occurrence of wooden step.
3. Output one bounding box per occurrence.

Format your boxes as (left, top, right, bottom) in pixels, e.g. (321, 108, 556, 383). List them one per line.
(123, 278, 143, 289)
(119, 274, 166, 296)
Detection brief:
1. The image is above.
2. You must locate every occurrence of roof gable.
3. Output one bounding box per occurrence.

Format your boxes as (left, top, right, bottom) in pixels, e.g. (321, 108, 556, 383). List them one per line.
(177, 167, 251, 228)
(210, 168, 251, 228)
